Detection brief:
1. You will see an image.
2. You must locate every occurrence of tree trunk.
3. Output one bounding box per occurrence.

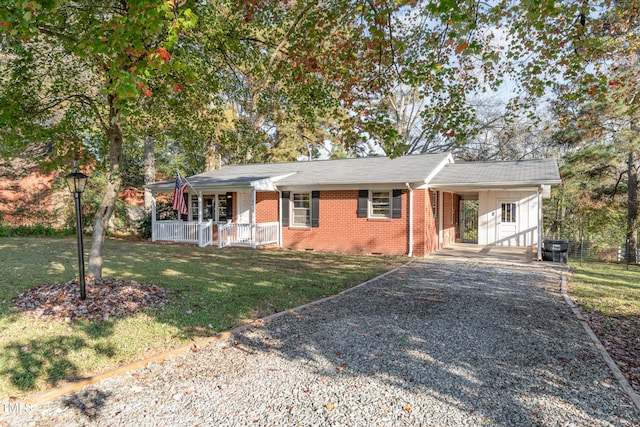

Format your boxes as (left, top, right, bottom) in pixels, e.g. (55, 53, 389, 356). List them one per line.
(627, 149, 638, 264)
(87, 95, 124, 279)
(143, 134, 155, 211)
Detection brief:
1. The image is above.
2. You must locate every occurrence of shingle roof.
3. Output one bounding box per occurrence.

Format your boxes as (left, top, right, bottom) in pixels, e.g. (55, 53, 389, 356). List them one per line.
(146, 153, 451, 191)
(429, 158, 561, 187)
(146, 154, 561, 192)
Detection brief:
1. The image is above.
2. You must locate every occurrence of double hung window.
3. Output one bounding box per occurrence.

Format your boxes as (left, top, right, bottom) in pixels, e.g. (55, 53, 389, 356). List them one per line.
(292, 193, 311, 226)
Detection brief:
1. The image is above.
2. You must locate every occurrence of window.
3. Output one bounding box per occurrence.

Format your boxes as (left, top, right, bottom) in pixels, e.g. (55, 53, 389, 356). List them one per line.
(501, 203, 517, 223)
(190, 194, 230, 223)
(358, 189, 402, 219)
(292, 192, 310, 226)
(370, 191, 392, 218)
(217, 194, 228, 222)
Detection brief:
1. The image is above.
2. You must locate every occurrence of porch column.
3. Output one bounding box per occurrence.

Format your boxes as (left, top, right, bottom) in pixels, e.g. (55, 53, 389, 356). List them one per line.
(251, 188, 257, 249)
(151, 193, 157, 242)
(198, 191, 203, 223)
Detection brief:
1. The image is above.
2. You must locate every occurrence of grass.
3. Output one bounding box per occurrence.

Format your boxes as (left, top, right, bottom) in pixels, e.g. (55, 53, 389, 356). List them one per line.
(0, 236, 406, 399)
(569, 263, 640, 316)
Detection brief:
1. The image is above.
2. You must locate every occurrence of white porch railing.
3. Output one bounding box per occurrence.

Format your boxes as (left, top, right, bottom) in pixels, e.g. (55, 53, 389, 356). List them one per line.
(153, 220, 213, 247)
(218, 222, 279, 249)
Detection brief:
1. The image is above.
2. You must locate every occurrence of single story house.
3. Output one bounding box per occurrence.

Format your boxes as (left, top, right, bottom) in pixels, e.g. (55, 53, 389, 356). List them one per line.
(145, 153, 561, 259)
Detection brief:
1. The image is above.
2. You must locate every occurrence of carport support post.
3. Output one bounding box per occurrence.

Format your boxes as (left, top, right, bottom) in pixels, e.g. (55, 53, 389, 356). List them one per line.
(537, 186, 543, 261)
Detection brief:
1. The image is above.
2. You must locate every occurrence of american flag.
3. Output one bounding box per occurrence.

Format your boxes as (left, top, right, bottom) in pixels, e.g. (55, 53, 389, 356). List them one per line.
(171, 174, 188, 216)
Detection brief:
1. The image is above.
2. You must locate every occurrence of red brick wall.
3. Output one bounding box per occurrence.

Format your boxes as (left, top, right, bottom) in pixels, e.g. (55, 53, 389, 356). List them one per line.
(256, 192, 279, 222)
(441, 192, 458, 247)
(253, 189, 457, 257)
(413, 189, 439, 257)
(280, 190, 410, 255)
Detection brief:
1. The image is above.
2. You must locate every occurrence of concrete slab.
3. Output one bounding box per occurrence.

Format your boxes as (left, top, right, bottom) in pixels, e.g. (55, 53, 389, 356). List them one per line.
(428, 242, 535, 265)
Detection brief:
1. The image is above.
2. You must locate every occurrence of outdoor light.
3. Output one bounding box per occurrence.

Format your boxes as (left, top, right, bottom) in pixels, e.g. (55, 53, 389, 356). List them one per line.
(65, 170, 88, 194)
(65, 167, 89, 300)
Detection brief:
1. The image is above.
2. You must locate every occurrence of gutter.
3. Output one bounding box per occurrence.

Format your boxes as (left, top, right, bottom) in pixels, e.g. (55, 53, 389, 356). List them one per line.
(406, 183, 414, 257)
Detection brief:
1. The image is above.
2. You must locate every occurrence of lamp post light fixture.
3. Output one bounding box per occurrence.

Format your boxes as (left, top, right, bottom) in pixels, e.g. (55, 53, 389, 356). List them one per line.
(65, 168, 89, 300)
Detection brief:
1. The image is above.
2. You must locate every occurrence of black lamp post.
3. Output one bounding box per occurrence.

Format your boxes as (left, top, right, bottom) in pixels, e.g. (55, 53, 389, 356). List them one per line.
(65, 168, 89, 300)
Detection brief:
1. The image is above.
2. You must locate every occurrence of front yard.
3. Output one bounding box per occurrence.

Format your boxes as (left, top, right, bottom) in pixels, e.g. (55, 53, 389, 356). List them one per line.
(0, 237, 405, 399)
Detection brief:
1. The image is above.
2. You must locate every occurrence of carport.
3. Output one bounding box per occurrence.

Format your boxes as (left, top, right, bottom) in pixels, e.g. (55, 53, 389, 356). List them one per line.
(428, 159, 561, 261)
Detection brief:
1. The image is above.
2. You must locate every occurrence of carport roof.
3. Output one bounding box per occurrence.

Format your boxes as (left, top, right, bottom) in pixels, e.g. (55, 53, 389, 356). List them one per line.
(429, 158, 561, 188)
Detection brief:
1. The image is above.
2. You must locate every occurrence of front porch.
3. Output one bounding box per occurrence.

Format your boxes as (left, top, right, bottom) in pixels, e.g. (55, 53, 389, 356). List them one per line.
(149, 181, 281, 248)
(152, 220, 279, 248)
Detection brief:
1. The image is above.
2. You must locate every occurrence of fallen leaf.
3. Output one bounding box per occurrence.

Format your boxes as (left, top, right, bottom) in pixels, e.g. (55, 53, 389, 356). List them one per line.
(325, 403, 335, 411)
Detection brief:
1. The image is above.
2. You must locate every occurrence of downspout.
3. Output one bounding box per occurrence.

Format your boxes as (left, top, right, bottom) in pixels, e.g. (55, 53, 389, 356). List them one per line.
(405, 183, 414, 257)
(537, 186, 543, 261)
(438, 191, 443, 248)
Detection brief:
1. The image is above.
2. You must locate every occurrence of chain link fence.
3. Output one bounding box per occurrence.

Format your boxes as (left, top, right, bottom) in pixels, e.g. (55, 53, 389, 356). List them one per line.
(543, 233, 640, 264)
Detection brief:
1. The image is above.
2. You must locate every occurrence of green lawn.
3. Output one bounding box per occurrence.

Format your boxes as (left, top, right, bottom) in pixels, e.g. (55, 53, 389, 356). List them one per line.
(0, 237, 406, 398)
(569, 263, 640, 316)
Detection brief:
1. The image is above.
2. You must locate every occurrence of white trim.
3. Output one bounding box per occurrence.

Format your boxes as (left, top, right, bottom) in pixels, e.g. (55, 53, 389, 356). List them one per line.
(423, 153, 454, 186)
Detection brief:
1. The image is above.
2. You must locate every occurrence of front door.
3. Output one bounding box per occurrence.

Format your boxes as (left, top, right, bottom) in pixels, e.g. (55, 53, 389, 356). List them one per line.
(497, 201, 518, 245)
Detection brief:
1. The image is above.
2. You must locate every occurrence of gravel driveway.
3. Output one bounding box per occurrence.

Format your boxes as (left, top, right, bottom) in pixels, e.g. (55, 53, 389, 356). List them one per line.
(3, 259, 640, 426)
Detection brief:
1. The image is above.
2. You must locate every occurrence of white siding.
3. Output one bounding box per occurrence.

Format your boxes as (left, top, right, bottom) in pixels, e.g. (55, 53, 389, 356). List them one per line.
(478, 190, 538, 246)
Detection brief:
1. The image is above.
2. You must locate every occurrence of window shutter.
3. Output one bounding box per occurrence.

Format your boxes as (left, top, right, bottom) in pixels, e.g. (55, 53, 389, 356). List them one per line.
(311, 191, 320, 227)
(357, 190, 368, 218)
(281, 191, 290, 226)
(392, 189, 402, 218)
(226, 192, 234, 221)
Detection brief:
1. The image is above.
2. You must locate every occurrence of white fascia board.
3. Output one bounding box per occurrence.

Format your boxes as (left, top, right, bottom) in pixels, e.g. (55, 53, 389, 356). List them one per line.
(423, 154, 454, 187)
(428, 180, 561, 190)
(250, 173, 297, 191)
(277, 182, 424, 192)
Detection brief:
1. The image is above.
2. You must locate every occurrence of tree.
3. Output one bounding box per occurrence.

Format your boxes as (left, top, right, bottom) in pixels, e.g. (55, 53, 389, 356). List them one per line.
(550, 0, 640, 262)
(0, 1, 199, 278)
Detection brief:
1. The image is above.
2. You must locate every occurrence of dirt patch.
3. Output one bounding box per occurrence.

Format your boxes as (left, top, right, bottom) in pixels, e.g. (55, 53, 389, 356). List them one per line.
(13, 278, 168, 322)
(582, 311, 640, 394)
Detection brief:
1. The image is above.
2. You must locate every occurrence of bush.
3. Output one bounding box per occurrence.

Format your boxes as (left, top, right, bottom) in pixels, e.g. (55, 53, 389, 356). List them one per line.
(136, 202, 174, 240)
(0, 223, 74, 237)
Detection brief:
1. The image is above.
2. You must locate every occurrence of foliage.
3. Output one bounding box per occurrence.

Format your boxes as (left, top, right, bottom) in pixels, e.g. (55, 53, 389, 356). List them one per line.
(547, 0, 639, 258)
(0, 224, 74, 237)
(136, 202, 173, 239)
(0, 237, 405, 398)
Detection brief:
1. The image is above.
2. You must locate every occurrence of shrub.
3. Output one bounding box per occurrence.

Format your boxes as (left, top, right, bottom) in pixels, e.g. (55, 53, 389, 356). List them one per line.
(0, 223, 74, 237)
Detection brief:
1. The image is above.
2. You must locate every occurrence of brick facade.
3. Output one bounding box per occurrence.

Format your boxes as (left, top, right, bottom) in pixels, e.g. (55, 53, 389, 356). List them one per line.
(262, 189, 458, 257)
